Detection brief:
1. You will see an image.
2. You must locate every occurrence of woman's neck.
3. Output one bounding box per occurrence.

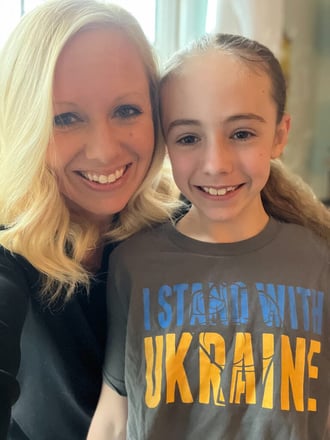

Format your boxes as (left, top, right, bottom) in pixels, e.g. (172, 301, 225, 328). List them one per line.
(83, 242, 105, 273)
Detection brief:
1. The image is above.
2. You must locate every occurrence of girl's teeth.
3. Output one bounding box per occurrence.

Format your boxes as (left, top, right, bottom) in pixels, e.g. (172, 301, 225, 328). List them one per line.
(202, 186, 236, 196)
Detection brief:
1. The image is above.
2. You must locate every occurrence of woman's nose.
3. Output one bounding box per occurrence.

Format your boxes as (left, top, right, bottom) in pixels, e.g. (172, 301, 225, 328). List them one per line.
(85, 121, 123, 163)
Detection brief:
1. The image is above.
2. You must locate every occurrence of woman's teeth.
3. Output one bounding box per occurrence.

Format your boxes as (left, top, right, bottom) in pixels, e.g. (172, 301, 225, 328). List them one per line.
(202, 185, 237, 196)
(81, 167, 125, 184)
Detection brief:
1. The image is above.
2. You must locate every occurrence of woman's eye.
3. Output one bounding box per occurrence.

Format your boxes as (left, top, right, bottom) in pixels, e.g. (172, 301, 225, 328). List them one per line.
(53, 112, 81, 128)
(114, 105, 142, 119)
(232, 130, 254, 141)
(177, 135, 199, 145)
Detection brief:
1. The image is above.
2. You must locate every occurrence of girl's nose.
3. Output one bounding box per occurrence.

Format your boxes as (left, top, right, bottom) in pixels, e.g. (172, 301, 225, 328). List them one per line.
(201, 137, 233, 175)
(85, 121, 123, 163)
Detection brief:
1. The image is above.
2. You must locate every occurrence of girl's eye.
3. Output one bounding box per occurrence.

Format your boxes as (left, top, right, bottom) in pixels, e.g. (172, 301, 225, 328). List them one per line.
(177, 134, 199, 145)
(114, 105, 142, 119)
(232, 130, 255, 141)
(53, 112, 82, 128)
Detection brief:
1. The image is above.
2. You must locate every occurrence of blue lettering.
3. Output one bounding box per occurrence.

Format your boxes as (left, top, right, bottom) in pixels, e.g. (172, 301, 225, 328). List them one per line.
(287, 286, 298, 330)
(257, 283, 285, 327)
(143, 287, 151, 330)
(230, 282, 249, 324)
(190, 283, 206, 325)
(209, 283, 229, 326)
(158, 285, 172, 329)
(311, 290, 323, 335)
(173, 283, 189, 326)
(296, 287, 311, 331)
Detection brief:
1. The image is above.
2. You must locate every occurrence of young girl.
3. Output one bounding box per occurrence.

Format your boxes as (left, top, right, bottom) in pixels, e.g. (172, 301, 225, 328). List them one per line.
(88, 33, 330, 440)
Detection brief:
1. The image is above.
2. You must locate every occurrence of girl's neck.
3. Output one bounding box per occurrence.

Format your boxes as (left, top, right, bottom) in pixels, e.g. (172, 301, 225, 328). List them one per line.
(176, 206, 269, 243)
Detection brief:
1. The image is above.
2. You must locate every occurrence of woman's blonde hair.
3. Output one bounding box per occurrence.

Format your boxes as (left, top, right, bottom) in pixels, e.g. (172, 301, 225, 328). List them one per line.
(160, 33, 330, 244)
(0, 0, 180, 303)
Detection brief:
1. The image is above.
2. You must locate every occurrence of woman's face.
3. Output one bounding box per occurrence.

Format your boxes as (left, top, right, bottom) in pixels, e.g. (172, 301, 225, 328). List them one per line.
(47, 28, 154, 225)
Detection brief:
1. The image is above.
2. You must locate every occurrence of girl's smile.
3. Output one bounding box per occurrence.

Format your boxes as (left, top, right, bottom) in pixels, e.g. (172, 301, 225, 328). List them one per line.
(161, 51, 290, 242)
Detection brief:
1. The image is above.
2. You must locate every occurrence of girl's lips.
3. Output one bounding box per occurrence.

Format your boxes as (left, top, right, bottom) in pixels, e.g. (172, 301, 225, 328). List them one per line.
(197, 184, 244, 196)
(201, 185, 239, 196)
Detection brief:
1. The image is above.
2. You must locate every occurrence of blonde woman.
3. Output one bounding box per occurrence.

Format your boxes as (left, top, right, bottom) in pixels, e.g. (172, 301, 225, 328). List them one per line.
(0, 0, 180, 438)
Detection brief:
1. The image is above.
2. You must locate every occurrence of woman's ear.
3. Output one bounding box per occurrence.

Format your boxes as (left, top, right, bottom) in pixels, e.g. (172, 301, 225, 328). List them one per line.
(271, 113, 291, 159)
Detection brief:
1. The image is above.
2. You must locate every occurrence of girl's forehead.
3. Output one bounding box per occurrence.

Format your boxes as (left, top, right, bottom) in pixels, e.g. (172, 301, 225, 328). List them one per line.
(165, 50, 270, 94)
(179, 50, 259, 77)
(160, 49, 277, 129)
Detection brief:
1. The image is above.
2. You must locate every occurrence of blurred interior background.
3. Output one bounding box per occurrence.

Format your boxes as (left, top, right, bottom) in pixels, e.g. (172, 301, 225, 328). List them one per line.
(1, 0, 329, 201)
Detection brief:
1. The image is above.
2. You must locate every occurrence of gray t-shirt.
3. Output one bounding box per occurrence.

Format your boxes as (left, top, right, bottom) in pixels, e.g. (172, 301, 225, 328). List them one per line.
(104, 218, 330, 440)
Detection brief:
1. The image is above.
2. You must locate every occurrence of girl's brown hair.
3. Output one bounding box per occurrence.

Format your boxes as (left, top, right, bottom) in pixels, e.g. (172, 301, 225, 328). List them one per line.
(161, 33, 330, 244)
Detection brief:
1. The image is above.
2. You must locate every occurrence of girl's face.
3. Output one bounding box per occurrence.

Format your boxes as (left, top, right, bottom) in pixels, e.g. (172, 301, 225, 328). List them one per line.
(161, 51, 290, 242)
(47, 28, 154, 226)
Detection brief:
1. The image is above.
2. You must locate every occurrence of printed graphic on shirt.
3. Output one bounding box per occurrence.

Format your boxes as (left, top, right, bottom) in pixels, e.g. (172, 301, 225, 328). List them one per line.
(141, 281, 324, 412)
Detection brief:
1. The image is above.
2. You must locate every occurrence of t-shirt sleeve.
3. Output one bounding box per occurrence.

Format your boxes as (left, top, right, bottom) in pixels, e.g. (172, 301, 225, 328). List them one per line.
(103, 251, 130, 396)
(0, 248, 29, 437)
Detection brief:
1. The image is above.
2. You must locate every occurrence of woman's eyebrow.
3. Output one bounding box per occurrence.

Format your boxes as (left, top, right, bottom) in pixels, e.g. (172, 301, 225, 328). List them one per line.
(53, 101, 79, 108)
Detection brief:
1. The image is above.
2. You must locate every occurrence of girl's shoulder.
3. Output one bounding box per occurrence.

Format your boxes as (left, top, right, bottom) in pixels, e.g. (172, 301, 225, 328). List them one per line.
(276, 220, 330, 264)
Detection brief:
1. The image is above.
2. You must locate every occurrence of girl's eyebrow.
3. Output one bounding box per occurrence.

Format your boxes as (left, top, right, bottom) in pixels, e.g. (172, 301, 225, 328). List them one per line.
(226, 113, 266, 123)
(166, 113, 266, 135)
(166, 119, 201, 135)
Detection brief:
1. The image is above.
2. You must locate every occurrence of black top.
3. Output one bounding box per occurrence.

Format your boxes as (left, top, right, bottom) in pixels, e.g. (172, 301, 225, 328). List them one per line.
(0, 243, 115, 440)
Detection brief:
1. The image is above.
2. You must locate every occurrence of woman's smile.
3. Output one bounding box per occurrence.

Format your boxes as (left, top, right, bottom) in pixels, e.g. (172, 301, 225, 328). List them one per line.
(47, 27, 155, 222)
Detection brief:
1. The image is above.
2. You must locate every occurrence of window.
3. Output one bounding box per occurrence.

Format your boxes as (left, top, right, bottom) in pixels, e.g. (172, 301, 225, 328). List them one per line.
(0, 0, 157, 49)
(110, 0, 156, 43)
(0, 2, 21, 49)
(0, 1, 209, 59)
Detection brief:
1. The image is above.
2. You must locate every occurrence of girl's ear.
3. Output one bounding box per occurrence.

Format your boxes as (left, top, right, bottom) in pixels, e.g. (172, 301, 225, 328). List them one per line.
(271, 113, 291, 159)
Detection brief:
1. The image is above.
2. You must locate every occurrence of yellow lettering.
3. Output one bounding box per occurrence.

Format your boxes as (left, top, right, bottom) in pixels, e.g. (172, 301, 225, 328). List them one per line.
(166, 333, 193, 403)
(144, 336, 163, 408)
(307, 339, 320, 411)
(229, 332, 256, 404)
(281, 336, 305, 411)
(262, 333, 274, 409)
(199, 332, 226, 405)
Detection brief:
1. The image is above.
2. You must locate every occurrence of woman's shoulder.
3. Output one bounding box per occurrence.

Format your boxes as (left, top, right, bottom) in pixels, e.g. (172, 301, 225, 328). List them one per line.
(0, 245, 40, 293)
